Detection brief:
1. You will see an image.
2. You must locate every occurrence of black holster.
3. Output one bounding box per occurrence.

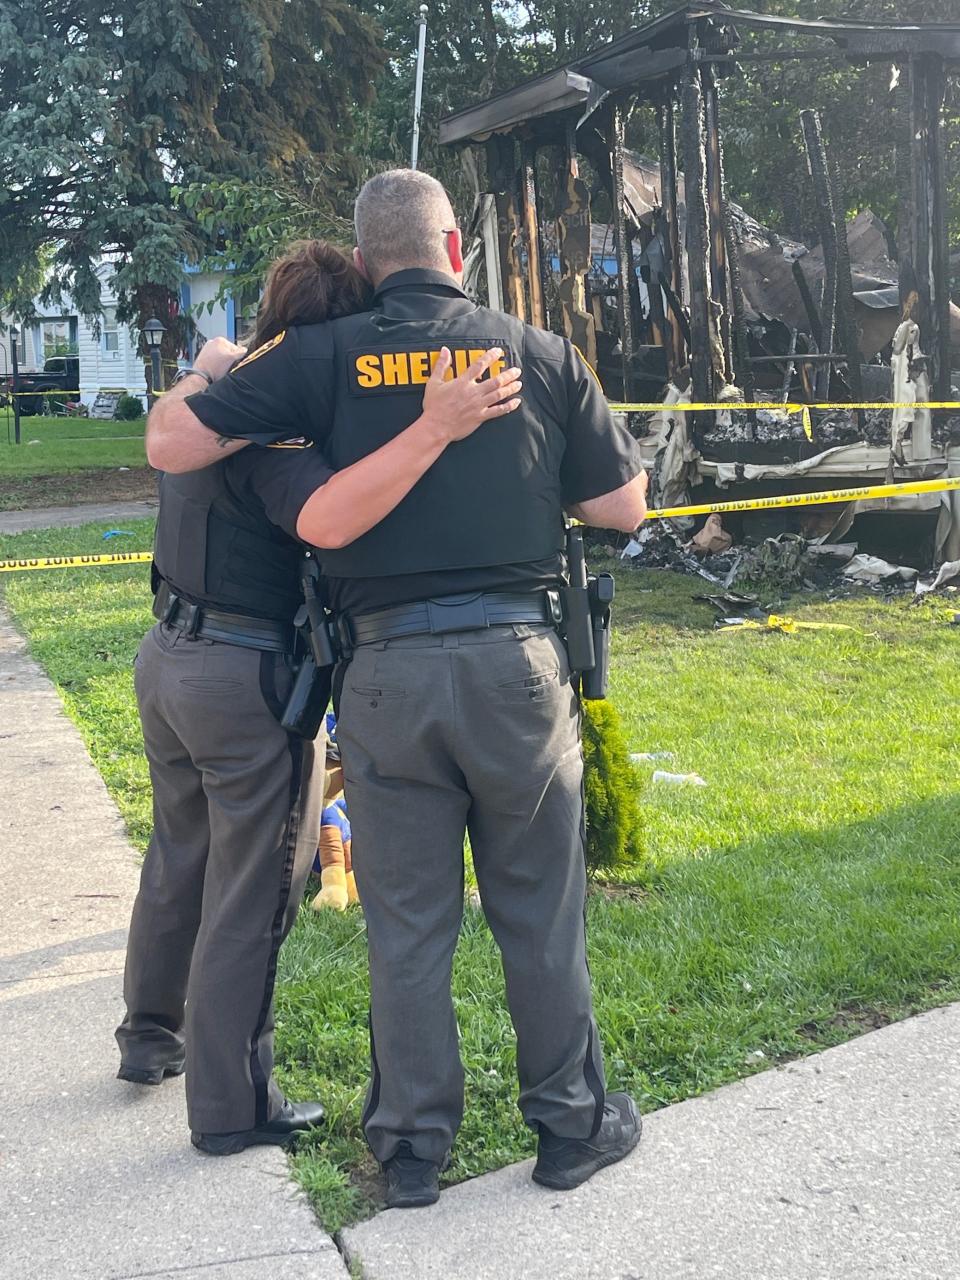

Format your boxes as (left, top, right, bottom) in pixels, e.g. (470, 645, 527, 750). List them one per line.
(280, 554, 340, 739)
(580, 572, 615, 701)
(561, 524, 615, 701)
(281, 655, 334, 739)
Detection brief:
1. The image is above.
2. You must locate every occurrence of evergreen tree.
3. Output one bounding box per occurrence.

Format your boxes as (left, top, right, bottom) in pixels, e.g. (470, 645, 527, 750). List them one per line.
(1, 0, 387, 368)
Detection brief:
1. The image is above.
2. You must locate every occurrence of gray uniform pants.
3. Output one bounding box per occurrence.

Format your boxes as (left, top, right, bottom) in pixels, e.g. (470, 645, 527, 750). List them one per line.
(335, 622, 606, 1166)
(116, 621, 322, 1134)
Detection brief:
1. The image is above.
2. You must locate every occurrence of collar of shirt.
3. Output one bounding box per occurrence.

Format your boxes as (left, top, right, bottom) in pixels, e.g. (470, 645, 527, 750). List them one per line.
(373, 268, 476, 320)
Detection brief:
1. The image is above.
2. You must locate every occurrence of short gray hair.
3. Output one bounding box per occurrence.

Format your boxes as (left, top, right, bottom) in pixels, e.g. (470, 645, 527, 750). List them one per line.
(354, 169, 457, 283)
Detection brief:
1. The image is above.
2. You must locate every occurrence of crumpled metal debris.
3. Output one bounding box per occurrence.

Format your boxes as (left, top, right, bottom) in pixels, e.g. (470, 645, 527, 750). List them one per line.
(841, 554, 919, 584)
(913, 559, 960, 598)
(694, 591, 766, 620)
(619, 522, 736, 584)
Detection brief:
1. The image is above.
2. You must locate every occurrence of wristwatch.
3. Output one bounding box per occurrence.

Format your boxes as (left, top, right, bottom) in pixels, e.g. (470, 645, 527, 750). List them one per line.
(171, 367, 213, 387)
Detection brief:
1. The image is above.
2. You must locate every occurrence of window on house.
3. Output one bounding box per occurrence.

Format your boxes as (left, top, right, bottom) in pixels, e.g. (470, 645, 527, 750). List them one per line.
(40, 318, 78, 360)
(102, 307, 119, 354)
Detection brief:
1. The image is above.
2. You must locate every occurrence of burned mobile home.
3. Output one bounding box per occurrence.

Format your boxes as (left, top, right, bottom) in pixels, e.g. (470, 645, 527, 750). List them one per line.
(440, 2, 960, 567)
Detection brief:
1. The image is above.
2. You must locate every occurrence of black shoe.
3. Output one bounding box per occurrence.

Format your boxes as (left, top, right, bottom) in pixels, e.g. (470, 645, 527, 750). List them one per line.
(191, 1099, 325, 1156)
(532, 1092, 642, 1191)
(382, 1141, 446, 1209)
(117, 1054, 186, 1086)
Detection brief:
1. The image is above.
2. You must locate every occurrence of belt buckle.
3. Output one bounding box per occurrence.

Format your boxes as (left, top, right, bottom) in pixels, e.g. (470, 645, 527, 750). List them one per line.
(426, 593, 489, 634)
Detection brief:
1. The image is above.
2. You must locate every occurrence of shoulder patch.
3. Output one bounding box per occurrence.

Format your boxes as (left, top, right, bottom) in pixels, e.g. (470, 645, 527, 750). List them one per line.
(233, 330, 287, 371)
(266, 436, 312, 450)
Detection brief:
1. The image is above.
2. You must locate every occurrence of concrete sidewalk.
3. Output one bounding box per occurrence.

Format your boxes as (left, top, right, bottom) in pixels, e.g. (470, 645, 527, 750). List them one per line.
(3, 591, 958, 1280)
(0, 605, 346, 1280)
(0, 499, 158, 534)
(343, 1004, 960, 1279)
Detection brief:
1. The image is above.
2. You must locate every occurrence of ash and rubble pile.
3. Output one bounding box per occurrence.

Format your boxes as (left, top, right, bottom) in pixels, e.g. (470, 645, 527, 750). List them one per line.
(612, 521, 960, 607)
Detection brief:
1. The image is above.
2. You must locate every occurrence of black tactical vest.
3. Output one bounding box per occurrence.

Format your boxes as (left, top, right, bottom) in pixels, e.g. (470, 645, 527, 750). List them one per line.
(152, 463, 303, 621)
(311, 304, 567, 580)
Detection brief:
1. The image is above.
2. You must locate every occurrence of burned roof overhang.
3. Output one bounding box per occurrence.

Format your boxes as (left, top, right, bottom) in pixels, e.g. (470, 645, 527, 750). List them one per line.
(438, 69, 596, 146)
(439, 3, 960, 145)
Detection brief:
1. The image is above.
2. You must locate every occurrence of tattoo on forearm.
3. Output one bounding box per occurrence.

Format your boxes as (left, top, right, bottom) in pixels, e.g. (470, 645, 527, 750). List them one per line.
(215, 435, 233, 449)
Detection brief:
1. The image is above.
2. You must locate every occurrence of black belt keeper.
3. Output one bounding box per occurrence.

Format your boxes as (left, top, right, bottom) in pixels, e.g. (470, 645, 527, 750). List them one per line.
(343, 590, 563, 648)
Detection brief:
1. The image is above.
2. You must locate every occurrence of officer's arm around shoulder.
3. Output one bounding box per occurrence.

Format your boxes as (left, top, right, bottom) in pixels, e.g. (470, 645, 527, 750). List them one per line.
(146, 387, 248, 473)
(146, 329, 319, 473)
(556, 341, 648, 533)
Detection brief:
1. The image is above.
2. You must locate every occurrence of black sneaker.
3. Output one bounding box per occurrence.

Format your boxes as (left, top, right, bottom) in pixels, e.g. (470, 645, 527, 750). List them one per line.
(117, 1054, 186, 1086)
(192, 1099, 325, 1156)
(382, 1141, 446, 1209)
(532, 1092, 642, 1191)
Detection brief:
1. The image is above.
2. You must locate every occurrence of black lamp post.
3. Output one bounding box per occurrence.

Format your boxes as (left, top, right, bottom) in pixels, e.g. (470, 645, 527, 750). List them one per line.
(9, 325, 21, 445)
(143, 317, 166, 406)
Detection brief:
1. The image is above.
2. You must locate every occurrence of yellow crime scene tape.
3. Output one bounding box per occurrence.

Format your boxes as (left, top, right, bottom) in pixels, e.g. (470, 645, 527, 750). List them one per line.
(2, 400, 959, 573)
(0, 552, 155, 574)
(646, 475, 960, 521)
(608, 400, 960, 441)
(3, 479, 960, 573)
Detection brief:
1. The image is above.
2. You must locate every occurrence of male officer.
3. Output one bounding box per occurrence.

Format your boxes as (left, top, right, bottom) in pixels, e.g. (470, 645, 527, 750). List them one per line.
(123, 324, 519, 1156)
(146, 169, 648, 1206)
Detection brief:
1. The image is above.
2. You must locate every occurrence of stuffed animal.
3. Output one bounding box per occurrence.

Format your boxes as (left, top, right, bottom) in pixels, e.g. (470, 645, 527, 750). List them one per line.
(310, 714, 360, 911)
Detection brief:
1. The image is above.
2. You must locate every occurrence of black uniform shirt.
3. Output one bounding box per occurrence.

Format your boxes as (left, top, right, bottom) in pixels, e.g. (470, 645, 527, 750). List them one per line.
(187, 270, 643, 614)
(227, 446, 334, 542)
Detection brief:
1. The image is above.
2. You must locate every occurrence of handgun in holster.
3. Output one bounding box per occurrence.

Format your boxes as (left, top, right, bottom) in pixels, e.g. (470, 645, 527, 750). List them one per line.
(561, 523, 615, 701)
(281, 554, 340, 739)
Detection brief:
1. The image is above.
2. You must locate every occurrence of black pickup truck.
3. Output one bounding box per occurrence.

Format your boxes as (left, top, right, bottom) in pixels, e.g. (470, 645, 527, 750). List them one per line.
(2, 355, 81, 415)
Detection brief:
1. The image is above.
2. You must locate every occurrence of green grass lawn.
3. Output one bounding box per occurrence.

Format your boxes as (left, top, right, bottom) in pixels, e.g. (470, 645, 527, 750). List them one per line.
(0, 413, 147, 475)
(2, 518, 958, 1233)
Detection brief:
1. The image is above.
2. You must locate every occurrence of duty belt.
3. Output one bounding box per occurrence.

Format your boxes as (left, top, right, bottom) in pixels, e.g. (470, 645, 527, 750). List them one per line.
(156, 589, 298, 654)
(341, 590, 563, 648)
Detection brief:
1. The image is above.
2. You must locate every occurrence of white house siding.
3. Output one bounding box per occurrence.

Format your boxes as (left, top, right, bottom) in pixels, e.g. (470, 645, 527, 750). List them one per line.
(184, 270, 237, 348)
(3, 262, 237, 411)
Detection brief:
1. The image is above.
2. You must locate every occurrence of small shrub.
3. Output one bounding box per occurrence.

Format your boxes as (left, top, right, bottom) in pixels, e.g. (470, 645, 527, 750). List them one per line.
(582, 699, 646, 879)
(115, 394, 145, 420)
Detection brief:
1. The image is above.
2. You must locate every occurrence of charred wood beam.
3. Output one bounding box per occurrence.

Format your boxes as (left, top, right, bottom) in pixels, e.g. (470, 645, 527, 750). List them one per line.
(487, 135, 526, 323)
(828, 159, 863, 414)
(520, 141, 546, 329)
(681, 52, 713, 407)
(799, 110, 837, 400)
(530, 149, 554, 331)
(626, 224, 646, 353)
(722, 198, 753, 403)
(661, 279, 692, 350)
(791, 258, 823, 349)
(703, 68, 731, 384)
(909, 54, 951, 401)
(641, 251, 668, 353)
(556, 121, 598, 369)
(608, 102, 637, 403)
(657, 92, 685, 378)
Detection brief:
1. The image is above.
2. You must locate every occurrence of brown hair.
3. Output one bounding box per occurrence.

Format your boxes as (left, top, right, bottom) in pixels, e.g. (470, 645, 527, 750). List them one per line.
(249, 240, 371, 349)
